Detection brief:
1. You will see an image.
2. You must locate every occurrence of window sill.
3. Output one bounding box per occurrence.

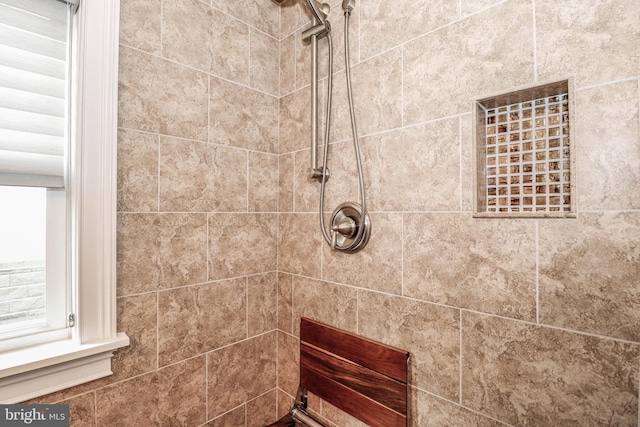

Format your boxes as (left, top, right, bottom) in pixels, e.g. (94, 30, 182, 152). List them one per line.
(0, 333, 129, 403)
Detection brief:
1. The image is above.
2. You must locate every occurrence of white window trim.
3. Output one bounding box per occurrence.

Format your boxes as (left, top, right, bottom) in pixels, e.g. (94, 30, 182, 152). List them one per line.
(0, 0, 129, 403)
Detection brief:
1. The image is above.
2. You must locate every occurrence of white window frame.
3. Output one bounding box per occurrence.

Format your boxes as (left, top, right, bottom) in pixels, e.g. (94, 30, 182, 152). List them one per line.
(0, 0, 129, 403)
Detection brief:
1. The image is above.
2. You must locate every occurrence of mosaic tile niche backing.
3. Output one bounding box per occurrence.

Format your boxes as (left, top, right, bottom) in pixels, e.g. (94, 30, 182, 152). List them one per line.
(474, 80, 575, 217)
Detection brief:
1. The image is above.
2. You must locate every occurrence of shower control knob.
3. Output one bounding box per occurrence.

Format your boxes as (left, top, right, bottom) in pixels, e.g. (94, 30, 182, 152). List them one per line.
(329, 202, 371, 253)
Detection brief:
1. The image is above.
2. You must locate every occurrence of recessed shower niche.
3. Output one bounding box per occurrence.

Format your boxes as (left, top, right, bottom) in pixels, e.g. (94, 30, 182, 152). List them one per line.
(473, 79, 576, 217)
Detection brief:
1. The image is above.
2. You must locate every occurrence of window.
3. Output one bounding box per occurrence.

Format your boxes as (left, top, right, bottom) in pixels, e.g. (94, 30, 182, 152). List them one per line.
(0, 0, 70, 351)
(0, 0, 128, 403)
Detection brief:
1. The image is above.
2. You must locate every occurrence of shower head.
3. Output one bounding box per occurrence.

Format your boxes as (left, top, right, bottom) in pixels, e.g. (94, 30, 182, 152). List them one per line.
(271, 0, 329, 26)
(305, 0, 330, 26)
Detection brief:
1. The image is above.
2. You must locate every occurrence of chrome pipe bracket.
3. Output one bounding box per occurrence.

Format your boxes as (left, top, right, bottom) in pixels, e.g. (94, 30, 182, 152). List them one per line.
(302, 22, 331, 42)
(309, 166, 329, 181)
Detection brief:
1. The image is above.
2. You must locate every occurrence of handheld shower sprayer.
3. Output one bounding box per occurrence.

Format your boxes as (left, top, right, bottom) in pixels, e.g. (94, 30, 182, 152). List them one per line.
(306, 0, 330, 26)
(276, 0, 370, 253)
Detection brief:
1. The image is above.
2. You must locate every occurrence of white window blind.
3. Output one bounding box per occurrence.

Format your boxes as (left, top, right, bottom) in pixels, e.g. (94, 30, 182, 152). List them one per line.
(0, 0, 72, 188)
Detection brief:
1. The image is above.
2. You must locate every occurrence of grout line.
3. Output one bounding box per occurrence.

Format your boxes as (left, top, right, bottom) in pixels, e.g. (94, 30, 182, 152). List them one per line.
(248, 27, 253, 91)
(159, 0, 164, 58)
(411, 386, 515, 426)
(400, 213, 405, 297)
(92, 391, 97, 425)
(246, 151, 250, 212)
(119, 42, 280, 100)
(205, 352, 209, 422)
(400, 45, 405, 127)
(279, 271, 640, 346)
(207, 68, 211, 150)
(206, 214, 210, 284)
(155, 292, 160, 371)
(156, 134, 161, 213)
(575, 76, 640, 93)
(117, 123, 278, 158)
(459, 116, 463, 212)
(356, 289, 360, 334)
(532, 0, 537, 82)
(535, 219, 540, 323)
(245, 278, 249, 339)
(459, 309, 463, 405)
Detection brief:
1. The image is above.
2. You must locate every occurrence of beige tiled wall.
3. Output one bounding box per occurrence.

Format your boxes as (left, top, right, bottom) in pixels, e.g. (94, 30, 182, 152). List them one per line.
(278, 0, 640, 426)
(29, 0, 639, 426)
(30, 0, 282, 425)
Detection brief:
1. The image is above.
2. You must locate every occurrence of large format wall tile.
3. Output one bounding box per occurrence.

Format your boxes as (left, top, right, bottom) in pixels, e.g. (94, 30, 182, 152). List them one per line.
(291, 277, 358, 337)
(294, 141, 369, 215)
(113, 293, 157, 381)
(460, 114, 474, 212)
(63, 393, 95, 427)
(536, 0, 640, 87)
(404, 213, 537, 321)
(96, 372, 159, 425)
(210, 77, 279, 153)
(279, 88, 311, 154)
(163, 0, 250, 84)
(411, 388, 504, 427)
(539, 212, 640, 342)
(362, 118, 460, 211)
(329, 48, 403, 142)
(279, 0, 311, 40)
(117, 129, 158, 213)
(320, 400, 368, 427)
(359, 0, 458, 61)
(280, 33, 296, 96)
(358, 291, 461, 401)
(278, 213, 322, 277)
(207, 332, 277, 419)
(157, 356, 207, 426)
(119, 0, 161, 54)
(249, 151, 279, 213)
(294, 29, 311, 91)
(159, 137, 248, 212)
(403, 0, 534, 124)
(461, 0, 507, 17)
(250, 29, 280, 97)
(322, 212, 402, 295)
(211, 0, 280, 39)
(117, 213, 208, 295)
(575, 81, 640, 210)
(158, 279, 246, 366)
(96, 357, 206, 426)
(206, 406, 245, 427)
(293, 147, 334, 213)
(208, 213, 277, 280)
(247, 390, 278, 427)
(278, 153, 295, 213)
(277, 331, 299, 398)
(278, 273, 294, 334)
(118, 46, 208, 141)
(248, 272, 278, 337)
(462, 313, 639, 426)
